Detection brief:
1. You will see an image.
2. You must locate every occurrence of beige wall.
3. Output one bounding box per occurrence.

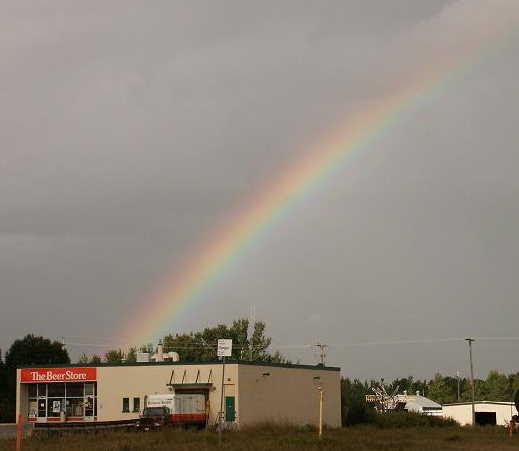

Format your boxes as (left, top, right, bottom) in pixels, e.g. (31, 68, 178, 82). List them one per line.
(97, 363, 236, 424)
(16, 363, 341, 428)
(443, 403, 518, 426)
(237, 365, 341, 428)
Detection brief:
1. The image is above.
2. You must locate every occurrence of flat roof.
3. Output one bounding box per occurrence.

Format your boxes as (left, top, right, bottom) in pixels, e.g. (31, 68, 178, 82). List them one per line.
(443, 401, 515, 406)
(18, 360, 340, 372)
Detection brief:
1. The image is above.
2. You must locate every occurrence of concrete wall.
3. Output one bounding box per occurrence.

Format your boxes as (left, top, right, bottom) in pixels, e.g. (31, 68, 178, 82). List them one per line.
(237, 365, 341, 428)
(97, 363, 236, 424)
(443, 403, 518, 426)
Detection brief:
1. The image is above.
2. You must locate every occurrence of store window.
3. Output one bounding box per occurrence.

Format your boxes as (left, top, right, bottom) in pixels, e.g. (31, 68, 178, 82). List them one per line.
(122, 398, 130, 413)
(133, 397, 141, 413)
(26, 382, 97, 420)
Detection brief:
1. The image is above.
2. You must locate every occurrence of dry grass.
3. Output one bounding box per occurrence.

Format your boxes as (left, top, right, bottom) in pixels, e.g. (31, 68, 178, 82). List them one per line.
(1, 424, 518, 451)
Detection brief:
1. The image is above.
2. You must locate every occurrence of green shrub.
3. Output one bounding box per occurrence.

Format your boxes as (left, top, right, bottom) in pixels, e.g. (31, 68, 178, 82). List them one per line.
(373, 411, 458, 429)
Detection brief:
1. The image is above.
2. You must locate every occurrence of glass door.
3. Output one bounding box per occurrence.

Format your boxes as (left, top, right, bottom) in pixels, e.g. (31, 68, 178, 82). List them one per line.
(84, 383, 95, 421)
(37, 384, 47, 423)
(37, 399, 47, 422)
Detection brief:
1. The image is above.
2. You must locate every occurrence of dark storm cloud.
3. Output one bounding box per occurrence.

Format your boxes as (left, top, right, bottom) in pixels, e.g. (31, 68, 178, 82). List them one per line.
(1, 0, 518, 378)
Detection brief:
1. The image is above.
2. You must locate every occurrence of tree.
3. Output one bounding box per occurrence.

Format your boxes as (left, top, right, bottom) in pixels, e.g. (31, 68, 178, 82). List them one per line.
(77, 353, 89, 364)
(5, 335, 69, 368)
(104, 349, 125, 363)
(426, 374, 458, 404)
(90, 354, 102, 364)
(162, 319, 286, 363)
(126, 347, 137, 363)
(0, 349, 9, 422)
(341, 378, 376, 426)
(515, 388, 519, 413)
(3, 335, 70, 422)
(480, 370, 509, 401)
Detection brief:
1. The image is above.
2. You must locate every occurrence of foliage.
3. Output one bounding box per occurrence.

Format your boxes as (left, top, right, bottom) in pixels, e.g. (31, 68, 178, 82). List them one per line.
(372, 410, 458, 429)
(104, 349, 125, 363)
(0, 335, 69, 422)
(99, 319, 285, 364)
(5, 335, 69, 368)
(90, 354, 102, 364)
(341, 378, 376, 426)
(341, 370, 519, 428)
(162, 319, 287, 363)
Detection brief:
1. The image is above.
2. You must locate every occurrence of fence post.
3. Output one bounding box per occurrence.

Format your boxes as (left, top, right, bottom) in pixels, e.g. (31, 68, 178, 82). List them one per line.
(16, 414, 24, 451)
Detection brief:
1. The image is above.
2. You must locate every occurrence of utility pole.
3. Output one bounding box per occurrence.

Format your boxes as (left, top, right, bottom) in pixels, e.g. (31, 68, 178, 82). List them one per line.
(465, 338, 476, 426)
(249, 305, 255, 361)
(315, 343, 328, 366)
(218, 356, 225, 446)
(456, 370, 461, 401)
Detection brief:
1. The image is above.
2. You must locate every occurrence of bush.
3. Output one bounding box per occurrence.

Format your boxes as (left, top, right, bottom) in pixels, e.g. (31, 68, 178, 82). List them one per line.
(373, 411, 458, 429)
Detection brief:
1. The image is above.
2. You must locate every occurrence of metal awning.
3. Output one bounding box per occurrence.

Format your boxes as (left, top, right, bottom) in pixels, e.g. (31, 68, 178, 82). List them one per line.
(167, 383, 213, 389)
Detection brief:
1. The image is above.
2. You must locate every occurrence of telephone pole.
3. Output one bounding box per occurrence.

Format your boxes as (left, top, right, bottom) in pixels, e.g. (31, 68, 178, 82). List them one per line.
(315, 343, 328, 366)
(465, 338, 476, 426)
(456, 370, 461, 401)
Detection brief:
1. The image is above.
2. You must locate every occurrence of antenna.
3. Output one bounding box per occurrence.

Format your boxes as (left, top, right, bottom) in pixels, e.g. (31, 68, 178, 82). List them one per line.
(249, 305, 256, 361)
(314, 343, 328, 366)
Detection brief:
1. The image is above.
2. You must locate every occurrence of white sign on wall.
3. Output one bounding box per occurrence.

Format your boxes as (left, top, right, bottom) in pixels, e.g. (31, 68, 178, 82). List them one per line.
(52, 400, 61, 413)
(217, 339, 232, 357)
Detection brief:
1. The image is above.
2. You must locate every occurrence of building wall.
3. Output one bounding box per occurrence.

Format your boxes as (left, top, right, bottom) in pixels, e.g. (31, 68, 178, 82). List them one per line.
(96, 363, 236, 424)
(443, 403, 518, 426)
(16, 363, 341, 428)
(237, 365, 341, 428)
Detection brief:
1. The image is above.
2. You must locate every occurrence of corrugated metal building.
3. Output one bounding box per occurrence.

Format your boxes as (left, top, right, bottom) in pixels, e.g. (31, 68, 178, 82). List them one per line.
(16, 361, 341, 429)
(443, 401, 518, 426)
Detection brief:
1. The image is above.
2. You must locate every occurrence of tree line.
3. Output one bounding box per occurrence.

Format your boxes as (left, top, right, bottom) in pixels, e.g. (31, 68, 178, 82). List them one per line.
(1, 321, 519, 425)
(78, 319, 287, 364)
(342, 372, 519, 425)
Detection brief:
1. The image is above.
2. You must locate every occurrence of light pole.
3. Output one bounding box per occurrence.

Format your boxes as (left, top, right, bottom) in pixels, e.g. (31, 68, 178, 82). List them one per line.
(313, 376, 323, 439)
(465, 338, 476, 426)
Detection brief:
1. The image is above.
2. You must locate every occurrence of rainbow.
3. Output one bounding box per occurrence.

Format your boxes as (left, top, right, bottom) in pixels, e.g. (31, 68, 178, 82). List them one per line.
(117, 7, 512, 347)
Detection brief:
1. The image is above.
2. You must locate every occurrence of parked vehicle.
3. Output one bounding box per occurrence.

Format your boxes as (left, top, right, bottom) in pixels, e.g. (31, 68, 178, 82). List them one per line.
(135, 406, 172, 431)
(144, 394, 207, 427)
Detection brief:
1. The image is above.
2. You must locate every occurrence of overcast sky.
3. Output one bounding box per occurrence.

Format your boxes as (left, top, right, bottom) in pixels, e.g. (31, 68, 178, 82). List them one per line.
(1, 0, 518, 380)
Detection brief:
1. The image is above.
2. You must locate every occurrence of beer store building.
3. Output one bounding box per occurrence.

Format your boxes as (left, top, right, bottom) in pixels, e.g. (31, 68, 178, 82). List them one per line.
(16, 361, 341, 428)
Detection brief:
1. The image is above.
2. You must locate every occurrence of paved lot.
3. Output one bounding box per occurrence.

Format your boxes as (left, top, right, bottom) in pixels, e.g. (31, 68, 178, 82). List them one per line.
(0, 424, 33, 439)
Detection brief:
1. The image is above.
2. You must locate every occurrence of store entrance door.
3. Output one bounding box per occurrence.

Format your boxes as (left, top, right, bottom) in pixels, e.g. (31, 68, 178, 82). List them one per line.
(37, 399, 47, 423)
(84, 383, 95, 421)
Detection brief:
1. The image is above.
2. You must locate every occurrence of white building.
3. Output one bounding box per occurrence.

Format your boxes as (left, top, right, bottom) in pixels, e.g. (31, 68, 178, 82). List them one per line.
(443, 401, 518, 426)
(398, 392, 443, 416)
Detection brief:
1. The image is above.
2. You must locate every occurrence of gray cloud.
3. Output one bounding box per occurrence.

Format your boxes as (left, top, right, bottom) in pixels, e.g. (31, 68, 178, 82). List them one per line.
(1, 0, 518, 379)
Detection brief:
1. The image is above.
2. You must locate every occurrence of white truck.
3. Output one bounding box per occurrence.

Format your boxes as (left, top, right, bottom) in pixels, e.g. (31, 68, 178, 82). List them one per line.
(145, 394, 207, 427)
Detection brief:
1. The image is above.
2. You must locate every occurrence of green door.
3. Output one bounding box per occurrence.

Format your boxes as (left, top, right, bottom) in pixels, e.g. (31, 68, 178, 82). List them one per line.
(225, 396, 236, 422)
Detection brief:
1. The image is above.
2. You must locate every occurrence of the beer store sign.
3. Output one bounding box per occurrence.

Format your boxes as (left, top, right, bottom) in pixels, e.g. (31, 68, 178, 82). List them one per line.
(21, 368, 97, 383)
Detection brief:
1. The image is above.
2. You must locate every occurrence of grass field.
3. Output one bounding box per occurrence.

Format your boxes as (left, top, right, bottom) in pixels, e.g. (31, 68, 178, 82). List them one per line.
(0, 424, 518, 451)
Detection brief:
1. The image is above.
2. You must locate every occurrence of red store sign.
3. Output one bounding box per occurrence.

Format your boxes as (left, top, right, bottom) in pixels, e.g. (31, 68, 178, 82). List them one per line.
(21, 368, 97, 383)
